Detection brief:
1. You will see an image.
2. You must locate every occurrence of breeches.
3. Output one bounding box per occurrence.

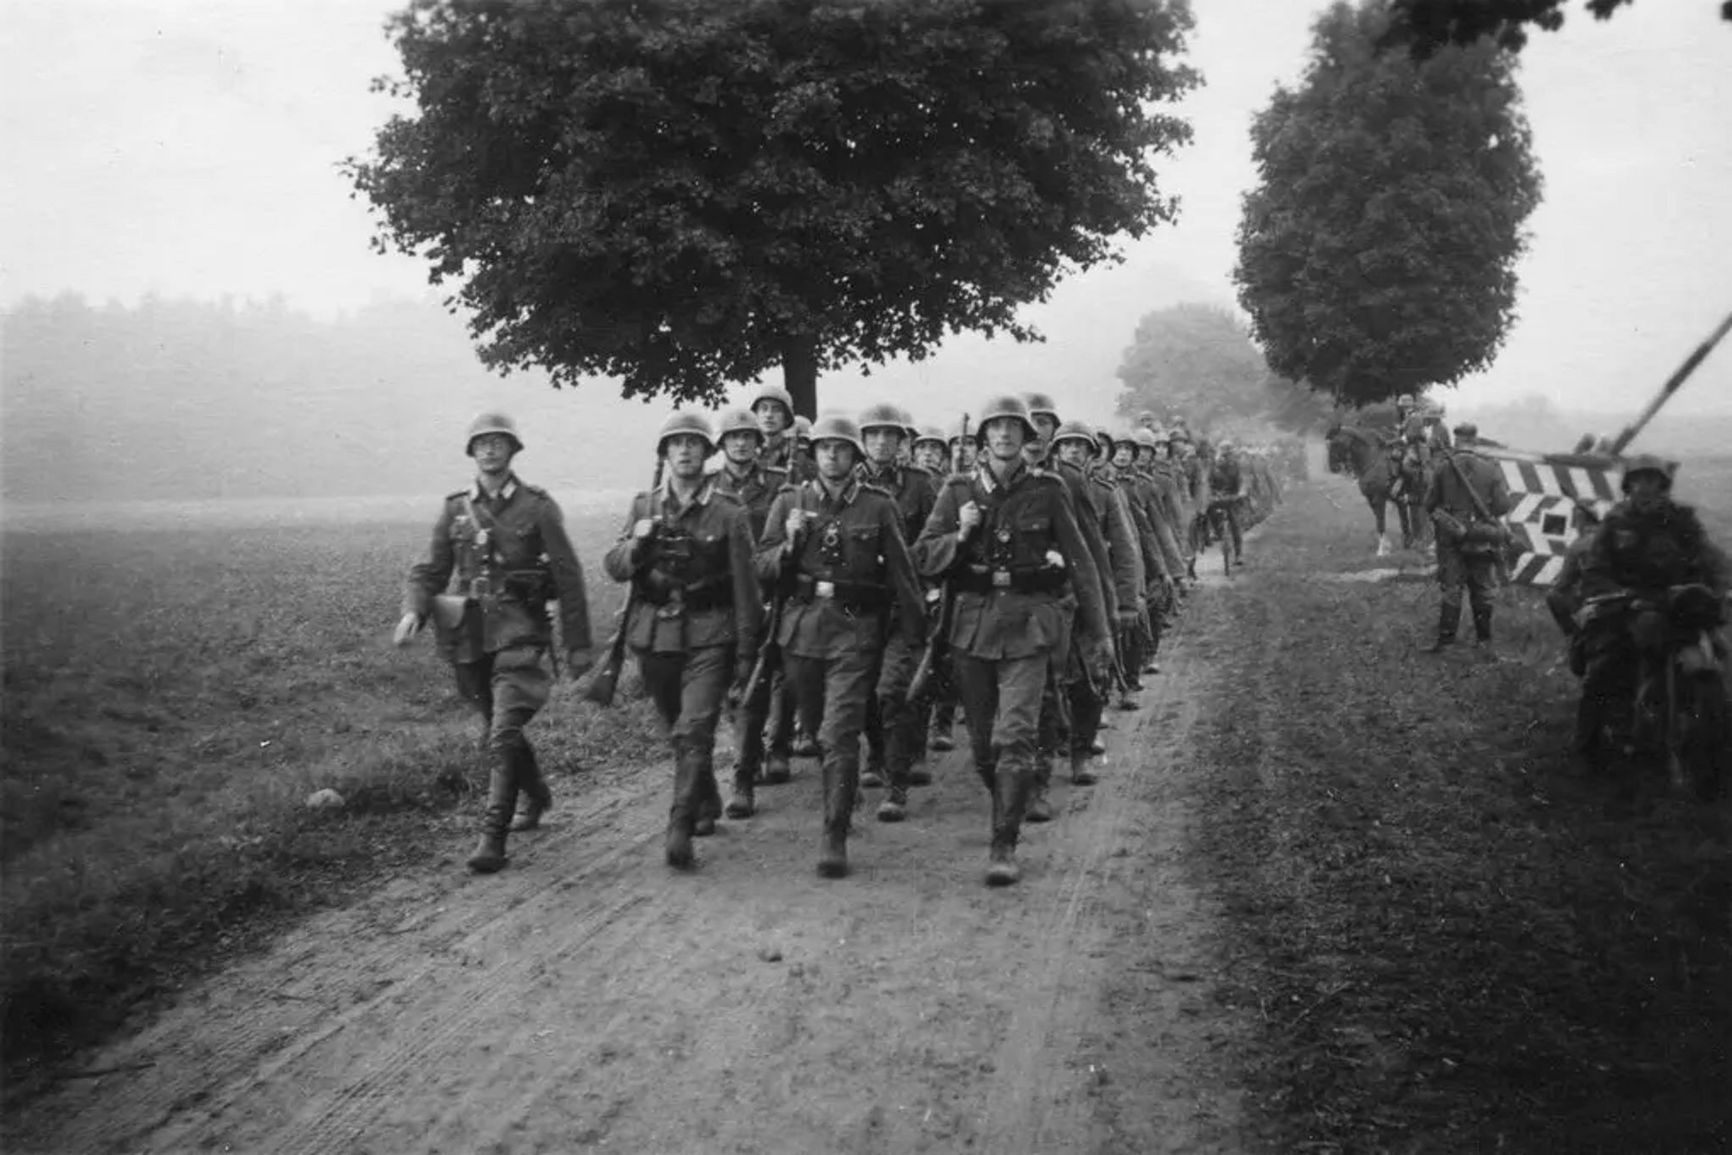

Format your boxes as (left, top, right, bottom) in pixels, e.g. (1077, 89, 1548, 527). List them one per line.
(454, 644, 551, 754)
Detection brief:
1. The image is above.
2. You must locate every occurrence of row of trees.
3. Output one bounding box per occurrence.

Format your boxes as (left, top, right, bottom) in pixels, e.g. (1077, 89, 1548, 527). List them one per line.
(343, 0, 1682, 428)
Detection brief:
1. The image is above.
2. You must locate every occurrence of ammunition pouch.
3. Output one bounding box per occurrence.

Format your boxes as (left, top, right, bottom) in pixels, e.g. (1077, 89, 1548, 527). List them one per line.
(950, 564, 1070, 597)
(790, 573, 890, 613)
(432, 594, 472, 632)
(632, 572, 733, 613)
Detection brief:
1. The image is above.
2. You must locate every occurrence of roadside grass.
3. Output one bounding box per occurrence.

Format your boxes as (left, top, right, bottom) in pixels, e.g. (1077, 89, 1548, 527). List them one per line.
(0, 513, 659, 1092)
(1195, 481, 1731, 1153)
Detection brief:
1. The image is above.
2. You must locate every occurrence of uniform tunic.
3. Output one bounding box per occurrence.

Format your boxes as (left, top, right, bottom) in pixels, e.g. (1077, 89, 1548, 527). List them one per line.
(1422, 448, 1514, 636)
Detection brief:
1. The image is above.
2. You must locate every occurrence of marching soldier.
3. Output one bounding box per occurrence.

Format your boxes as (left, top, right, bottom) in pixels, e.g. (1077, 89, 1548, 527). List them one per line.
(1022, 392, 1118, 820)
(855, 402, 938, 817)
(754, 385, 817, 483)
(911, 426, 949, 476)
(602, 412, 763, 868)
(1422, 422, 1513, 653)
(756, 414, 927, 877)
(1209, 439, 1248, 568)
(1097, 428, 1166, 694)
(948, 426, 978, 473)
(914, 396, 1111, 886)
(399, 413, 594, 874)
(708, 408, 787, 817)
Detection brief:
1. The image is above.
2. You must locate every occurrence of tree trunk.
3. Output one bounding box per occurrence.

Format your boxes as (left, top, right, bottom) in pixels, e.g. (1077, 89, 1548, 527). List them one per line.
(781, 333, 819, 420)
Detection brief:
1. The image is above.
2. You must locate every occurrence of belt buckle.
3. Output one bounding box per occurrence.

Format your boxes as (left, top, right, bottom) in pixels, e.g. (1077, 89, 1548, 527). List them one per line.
(992, 570, 1011, 589)
(816, 580, 836, 599)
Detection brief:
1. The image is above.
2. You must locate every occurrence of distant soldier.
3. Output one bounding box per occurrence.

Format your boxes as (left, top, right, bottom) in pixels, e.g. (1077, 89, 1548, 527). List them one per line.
(1097, 428, 1165, 694)
(914, 396, 1111, 886)
(756, 414, 926, 877)
(855, 402, 937, 816)
(1107, 430, 1178, 674)
(400, 413, 594, 874)
(1053, 421, 1143, 753)
(602, 412, 763, 867)
(708, 408, 787, 814)
(1422, 423, 1513, 653)
(911, 426, 949, 476)
(1209, 440, 1248, 568)
(1021, 392, 1117, 820)
(948, 426, 978, 473)
(754, 385, 817, 484)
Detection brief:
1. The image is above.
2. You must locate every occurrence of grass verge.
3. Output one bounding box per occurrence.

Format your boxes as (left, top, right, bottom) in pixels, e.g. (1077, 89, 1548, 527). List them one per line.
(1, 514, 662, 1098)
(1192, 483, 1731, 1152)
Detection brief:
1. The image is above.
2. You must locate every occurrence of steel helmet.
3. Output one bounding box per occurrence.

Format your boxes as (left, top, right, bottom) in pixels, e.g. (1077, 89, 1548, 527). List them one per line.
(656, 410, 716, 455)
(913, 425, 949, 451)
(793, 415, 813, 440)
(1136, 410, 1156, 429)
(1451, 422, 1478, 441)
(1094, 427, 1116, 455)
(1023, 392, 1060, 424)
(899, 407, 919, 442)
(751, 384, 796, 421)
(1131, 428, 1160, 451)
(465, 412, 523, 456)
(1169, 426, 1193, 444)
(975, 395, 1038, 443)
(714, 408, 763, 444)
(1051, 420, 1100, 455)
(807, 413, 864, 457)
(1620, 454, 1674, 492)
(857, 402, 909, 436)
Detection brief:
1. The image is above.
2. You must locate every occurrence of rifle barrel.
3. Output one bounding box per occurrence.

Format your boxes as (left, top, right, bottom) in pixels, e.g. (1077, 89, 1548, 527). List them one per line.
(1609, 310, 1732, 456)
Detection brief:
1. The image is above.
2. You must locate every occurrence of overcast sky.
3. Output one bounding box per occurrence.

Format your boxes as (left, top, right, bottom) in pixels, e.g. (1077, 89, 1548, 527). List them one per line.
(3, 0, 1729, 421)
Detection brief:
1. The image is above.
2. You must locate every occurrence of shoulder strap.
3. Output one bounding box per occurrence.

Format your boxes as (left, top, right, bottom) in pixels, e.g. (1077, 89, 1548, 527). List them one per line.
(1442, 452, 1496, 522)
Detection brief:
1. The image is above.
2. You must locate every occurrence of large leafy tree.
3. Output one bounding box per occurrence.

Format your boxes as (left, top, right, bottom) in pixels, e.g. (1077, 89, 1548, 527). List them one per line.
(1381, 0, 1732, 58)
(348, 0, 1198, 415)
(1114, 302, 1326, 431)
(1232, 1, 1542, 408)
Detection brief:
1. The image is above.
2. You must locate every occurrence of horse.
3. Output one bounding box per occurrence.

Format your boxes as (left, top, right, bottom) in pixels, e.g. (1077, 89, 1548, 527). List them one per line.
(1326, 426, 1420, 556)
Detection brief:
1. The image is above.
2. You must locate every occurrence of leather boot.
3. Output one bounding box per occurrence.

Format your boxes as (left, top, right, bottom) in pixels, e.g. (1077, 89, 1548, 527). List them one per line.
(1425, 603, 1458, 653)
(665, 741, 699, 869)
(693, 767, 722, 837)
(877, 744, 910, 822)
(817, 761, 853, 878)
(929, 726, 955, 752)
(1026, 756, 1055, 823)
(763, 750, 792, 785)
(1070, 753, 1099, 786)
(509, 746, 551, 832)
(466, 752, 518, 874)
(1472, 605, 1494, 646)
(986, 766, 1029, 886)
(724, 766, 756, 818)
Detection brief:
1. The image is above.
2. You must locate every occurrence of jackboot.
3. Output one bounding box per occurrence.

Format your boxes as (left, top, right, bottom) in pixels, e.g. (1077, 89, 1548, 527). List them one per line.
(665, 741, 699, 869)
(466, 752, 518, 874)
(694, 767, 722, 837)
(1070, 753, 1099, 786)
(792, 726, 819, 758)
(1425, 603, 1459, 654)
(877, 744, 910, 822)
(1025, 757, 1055, 823)
(817, 761, 854, 878)
(509, 746, 551, 832)
(986, 766, 1030, 886)
(929, 726, 955, 752)
(724, 766, 756, 819)
(763, 750, 793, 785)
(1472, 605, 1494, 646)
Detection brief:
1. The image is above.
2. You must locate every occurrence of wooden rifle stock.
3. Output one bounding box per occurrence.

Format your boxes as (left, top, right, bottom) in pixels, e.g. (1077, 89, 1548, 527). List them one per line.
(583, 454, 666, 707)
(739, 592, 785, 706)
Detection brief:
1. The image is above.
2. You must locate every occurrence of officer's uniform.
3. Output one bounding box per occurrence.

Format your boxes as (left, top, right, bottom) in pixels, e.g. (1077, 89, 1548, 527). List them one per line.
(756, 468, 926, 877)
(855, 455, 936, 814)
(603, 468, 762, 865)
(914, 448, 1110, 884)
(1421, 433, 1513, 647)
(405, 467, 592, 871)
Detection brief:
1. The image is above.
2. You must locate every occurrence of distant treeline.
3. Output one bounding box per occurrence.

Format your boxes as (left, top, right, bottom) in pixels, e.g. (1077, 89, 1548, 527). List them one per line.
(0, 295, 665, 504)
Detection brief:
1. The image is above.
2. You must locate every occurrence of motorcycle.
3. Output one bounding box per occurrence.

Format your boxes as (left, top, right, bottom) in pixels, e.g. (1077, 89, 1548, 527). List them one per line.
(1579, 583, 1729, 800)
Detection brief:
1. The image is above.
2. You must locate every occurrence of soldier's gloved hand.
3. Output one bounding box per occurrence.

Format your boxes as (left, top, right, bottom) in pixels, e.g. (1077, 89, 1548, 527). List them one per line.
(392, 612, 424, 647)
(564, 647, 596, 680)
(957, 500, 982, 539)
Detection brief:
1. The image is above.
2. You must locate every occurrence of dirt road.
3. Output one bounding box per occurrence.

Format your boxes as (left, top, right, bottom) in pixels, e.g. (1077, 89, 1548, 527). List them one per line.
(9, 551, 1265, 1155)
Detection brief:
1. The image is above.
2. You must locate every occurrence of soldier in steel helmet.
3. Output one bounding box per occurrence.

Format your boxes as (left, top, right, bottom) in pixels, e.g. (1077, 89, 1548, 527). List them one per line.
(400, 413, 594, 874)
(1020, 392, 1119, 819)
(1052, 421, 1144, 761)
(911, 426, 949, 477)
(603, 412, 763, 867)
(753, 385, 817, 485)
(705, 408, 789, 814)
(854, 402, 939, 817)
(1105, 429, 1179, 675)
(1421, 422, 1514, 654)
(756, 414, 927, 877)
(914, 396, 1111, 886)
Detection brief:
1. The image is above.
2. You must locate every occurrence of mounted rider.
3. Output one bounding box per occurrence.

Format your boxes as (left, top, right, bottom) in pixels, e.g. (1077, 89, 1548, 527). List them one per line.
(1571, 454, 1730, 764)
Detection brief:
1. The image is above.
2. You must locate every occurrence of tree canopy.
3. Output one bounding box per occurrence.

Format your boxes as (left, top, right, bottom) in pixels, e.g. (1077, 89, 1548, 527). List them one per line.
(1232, 1, 1542, 409)
(1114, 302, 1332, 433)
(348, 0, 1199, 416)
(1381, 0, 1732, 57)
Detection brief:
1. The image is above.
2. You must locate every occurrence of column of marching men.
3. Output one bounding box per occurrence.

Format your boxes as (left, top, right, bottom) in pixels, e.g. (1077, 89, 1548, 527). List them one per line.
(400, 393, 1293, 886)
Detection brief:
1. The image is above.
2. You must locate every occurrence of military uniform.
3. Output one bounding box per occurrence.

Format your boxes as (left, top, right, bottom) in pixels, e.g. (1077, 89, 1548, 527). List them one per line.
(1421, 439, 1513, 648)
(603, 469, 762, 865)
(405, 471, 592, 871)
(914, 446, 1110, 885)
(756, 469, 926, 876)
(855, 456, 936, 813)
(1209, 453, 1246, 565)
(763, 431, 817, 485)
